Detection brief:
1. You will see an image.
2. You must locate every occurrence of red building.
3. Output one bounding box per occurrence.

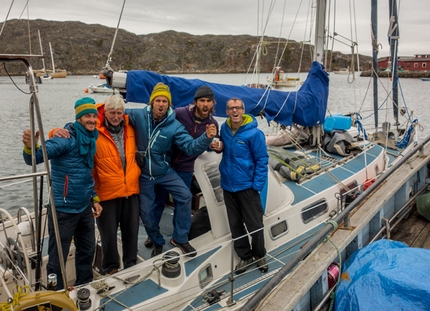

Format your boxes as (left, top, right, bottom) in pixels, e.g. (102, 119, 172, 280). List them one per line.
(378, 54, 430, 71)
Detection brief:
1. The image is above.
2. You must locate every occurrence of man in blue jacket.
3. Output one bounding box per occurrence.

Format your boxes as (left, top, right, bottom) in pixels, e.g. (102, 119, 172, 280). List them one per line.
(145, 86, 220, 249)
(126, 82, 217, 257)
(22, 97, 103, 289)
(218, 97, 269, 274)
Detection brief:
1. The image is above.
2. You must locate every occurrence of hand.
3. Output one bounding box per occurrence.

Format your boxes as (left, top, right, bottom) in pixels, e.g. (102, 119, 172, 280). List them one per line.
(22, 129, 40, 149)
(53, 128, 70, 138)
(210, 137, 223, 152)
(206, 124, 217, 139)
(92, 202, 102, 218)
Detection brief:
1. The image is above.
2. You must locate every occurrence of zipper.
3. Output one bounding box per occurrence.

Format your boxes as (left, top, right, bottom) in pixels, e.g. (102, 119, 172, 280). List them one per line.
(63, 175, 69, 203)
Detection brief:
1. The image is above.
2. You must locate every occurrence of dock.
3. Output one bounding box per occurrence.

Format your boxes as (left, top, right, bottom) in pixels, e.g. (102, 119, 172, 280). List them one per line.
(252, 142, 430, 311)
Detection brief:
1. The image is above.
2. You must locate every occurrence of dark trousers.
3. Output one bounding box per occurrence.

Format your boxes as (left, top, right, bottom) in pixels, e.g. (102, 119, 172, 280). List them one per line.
(139, 171, 192, 246)
(96, 195, 139, 274)
(223, 188, 266, 260)
(47, 204, 95, 290)
(153, 170, 194, 239)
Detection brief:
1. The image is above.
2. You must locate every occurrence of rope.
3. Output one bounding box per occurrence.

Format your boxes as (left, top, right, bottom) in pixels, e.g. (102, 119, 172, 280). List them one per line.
(396, 119, 417, 149)
(93, 258, 165, 310)
(322, 235, 343, 311)
(104, 0, 127, 69)
(326, 219, 338, 230)
(0, 285, 31, 311)
(353, 112, 368, 140)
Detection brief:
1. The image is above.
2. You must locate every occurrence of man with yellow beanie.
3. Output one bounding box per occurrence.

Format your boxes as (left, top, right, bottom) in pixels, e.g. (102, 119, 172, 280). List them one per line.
(22, 97, 102, 289)
(126, 82, 217, 257)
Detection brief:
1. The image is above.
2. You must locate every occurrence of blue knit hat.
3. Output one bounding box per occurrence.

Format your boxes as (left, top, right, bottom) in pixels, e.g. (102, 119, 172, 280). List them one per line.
(75, 97, 97, 119)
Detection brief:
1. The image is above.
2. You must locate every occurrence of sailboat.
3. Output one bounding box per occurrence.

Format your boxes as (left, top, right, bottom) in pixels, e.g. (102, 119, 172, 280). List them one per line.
(48, 42, 67, 78)
(0, 1, 427, 311)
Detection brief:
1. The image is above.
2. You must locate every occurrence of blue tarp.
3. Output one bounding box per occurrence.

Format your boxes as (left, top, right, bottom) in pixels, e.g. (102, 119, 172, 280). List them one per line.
(124, 61, 329, 127)
(335, 239, 430, 311)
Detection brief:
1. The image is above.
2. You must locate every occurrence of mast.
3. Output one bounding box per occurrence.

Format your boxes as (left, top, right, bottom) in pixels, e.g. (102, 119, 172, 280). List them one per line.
(389, 0, 399, 126)
(49, 42, 56, 73)
(313, 0, 327, 64)
(371, 0, 378, 130)
(37, 30, 46, 74)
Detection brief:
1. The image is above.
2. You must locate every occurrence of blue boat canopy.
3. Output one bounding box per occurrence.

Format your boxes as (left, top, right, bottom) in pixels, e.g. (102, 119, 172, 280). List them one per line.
(335, 239, 430, 311)
(124, 61, 329, 127)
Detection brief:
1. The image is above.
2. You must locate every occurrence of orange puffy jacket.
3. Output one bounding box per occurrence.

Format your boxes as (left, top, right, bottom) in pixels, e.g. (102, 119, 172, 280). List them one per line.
(93, 104, 140, 201)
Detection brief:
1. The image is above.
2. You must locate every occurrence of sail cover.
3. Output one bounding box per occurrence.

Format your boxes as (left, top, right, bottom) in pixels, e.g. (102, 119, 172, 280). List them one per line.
(124, 61, 329, 127)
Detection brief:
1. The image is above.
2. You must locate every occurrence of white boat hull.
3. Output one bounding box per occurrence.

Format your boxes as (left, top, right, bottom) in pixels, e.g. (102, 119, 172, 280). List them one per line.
(0, 139, 388, 310)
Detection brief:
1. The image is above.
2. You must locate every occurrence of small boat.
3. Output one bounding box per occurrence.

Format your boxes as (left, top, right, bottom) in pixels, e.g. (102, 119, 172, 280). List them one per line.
(87, 83, 114, 93)
(48, 42, 67, 78)
(333, 68, 351, 74)
(267, 67, 300, 88)
(42, 73, 52, 80)
(421, 77, 430, 81)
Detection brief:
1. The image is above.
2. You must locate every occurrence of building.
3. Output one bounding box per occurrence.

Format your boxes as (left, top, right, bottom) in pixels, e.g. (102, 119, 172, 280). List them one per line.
(378, 54, 430, 71)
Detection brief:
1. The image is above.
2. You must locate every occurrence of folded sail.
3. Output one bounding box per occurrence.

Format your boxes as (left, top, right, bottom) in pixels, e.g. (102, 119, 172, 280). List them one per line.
(125, 61, 329, 127)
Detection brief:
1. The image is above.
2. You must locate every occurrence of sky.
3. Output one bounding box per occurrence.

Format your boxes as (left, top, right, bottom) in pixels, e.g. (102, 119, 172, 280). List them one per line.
(3, 0, 429, 57)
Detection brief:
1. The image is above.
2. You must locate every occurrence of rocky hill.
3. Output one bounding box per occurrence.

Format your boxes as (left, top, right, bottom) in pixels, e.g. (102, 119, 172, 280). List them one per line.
(0, 19, 372, 76)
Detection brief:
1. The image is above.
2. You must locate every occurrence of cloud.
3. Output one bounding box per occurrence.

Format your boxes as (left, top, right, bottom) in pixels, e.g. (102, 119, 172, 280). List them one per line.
(4, 0, 429, 56)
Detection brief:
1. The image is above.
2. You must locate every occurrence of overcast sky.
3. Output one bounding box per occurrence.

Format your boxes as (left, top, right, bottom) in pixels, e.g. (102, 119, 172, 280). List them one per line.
(4, 0, 429, 57)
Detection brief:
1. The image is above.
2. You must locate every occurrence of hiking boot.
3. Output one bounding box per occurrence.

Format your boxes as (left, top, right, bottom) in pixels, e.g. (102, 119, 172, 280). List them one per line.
(255, 257, 269, 273)
(170, 238, 197, 257)
(144, 237, 153, 248)
(151, 245, 163, 258)
(235, 258, 254, 275)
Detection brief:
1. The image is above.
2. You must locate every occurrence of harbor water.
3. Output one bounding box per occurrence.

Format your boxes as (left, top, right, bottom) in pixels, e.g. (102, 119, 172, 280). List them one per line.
(1, 72, 429, 215)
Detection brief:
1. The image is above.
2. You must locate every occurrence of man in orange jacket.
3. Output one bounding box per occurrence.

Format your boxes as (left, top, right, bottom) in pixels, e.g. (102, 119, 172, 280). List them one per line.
(52, 94, 141, 275)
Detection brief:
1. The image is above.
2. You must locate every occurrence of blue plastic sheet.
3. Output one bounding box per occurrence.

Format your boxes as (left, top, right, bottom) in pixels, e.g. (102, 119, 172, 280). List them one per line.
(124, 61, 329, 127)
(335, 239, 430, 311)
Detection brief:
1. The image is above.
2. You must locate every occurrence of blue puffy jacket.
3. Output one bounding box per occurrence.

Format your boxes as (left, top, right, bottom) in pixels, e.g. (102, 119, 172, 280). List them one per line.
(219, 114, 268, 192)
(126, 106, 213, 180)
(22, 123, 96, 213)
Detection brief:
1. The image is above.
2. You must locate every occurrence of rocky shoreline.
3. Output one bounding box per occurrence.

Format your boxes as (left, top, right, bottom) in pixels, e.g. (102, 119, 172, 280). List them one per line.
(360, 70, 430, 78)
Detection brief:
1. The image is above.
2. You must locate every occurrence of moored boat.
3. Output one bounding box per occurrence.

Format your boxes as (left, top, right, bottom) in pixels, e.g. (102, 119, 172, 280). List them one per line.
(87, 83, 113, 93)
(0, 0, 427, 310)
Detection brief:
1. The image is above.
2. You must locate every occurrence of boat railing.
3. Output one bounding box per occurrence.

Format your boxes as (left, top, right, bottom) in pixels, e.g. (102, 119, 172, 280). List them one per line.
(0, 54, 69, 290)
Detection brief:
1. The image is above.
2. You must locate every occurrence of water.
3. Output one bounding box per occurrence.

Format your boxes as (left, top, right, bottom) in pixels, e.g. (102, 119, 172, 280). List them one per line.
(1, 73, 429, 215)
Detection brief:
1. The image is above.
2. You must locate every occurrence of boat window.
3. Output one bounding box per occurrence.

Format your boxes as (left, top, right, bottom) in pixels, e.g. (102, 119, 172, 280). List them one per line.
(198, 264, 213, 288)
(202, 162, 224, 204)
(270, 220, 289, 240)
(301, 199, 328, 223)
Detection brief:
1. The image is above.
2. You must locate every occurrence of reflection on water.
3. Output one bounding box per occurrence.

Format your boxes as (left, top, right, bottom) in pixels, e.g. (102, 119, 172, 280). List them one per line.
(1, 73, 430, 215)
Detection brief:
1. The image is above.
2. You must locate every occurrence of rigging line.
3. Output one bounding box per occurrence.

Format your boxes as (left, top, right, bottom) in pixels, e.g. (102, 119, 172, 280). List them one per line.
(327, 0, 337, 72)
(325, 0, 333, 69)
(351, 0, 360, 72)
(298, 0, 313, 72)
(0, 0, 15, 37)
(274, 0, 304, 73)
(105, 0, 127, 69)
(272, 0, 288, 69)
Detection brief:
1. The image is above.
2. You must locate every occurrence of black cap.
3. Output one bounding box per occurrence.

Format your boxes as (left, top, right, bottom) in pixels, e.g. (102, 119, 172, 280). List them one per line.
(194, 86, 214, 101)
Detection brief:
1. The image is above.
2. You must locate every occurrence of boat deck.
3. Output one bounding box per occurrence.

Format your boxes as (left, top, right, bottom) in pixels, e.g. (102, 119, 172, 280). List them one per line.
(391, 206, 430, 249)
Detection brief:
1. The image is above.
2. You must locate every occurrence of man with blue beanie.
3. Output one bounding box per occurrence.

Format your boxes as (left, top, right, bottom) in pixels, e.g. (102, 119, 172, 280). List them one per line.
(22, 97, 102, 289)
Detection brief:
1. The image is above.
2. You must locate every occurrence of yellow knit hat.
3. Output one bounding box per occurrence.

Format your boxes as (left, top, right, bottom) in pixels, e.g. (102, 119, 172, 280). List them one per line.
(149, 82, 172, 105)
